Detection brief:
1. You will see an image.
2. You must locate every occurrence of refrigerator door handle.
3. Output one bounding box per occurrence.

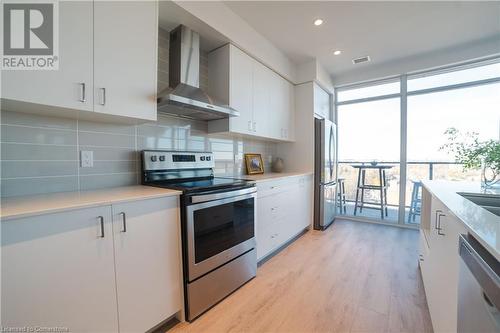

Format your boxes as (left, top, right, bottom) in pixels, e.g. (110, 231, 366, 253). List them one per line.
(329, 125, 333, 180)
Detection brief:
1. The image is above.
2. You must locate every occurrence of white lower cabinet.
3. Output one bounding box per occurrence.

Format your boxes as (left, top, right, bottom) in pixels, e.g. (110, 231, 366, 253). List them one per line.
(419, 192, 467, 333)
(256, 175, 312, 261)
(112, 197, 182, 332)
(1, 206, 119, 332)
(1, 196, 182, 332)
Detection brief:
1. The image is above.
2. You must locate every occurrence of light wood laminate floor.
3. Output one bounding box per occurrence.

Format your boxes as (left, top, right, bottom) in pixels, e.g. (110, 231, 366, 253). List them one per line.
(169, 219, 433, 333)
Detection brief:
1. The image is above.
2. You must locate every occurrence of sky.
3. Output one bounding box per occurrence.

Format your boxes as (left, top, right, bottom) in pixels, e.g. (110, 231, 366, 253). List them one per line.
(337, 62, 500, 163)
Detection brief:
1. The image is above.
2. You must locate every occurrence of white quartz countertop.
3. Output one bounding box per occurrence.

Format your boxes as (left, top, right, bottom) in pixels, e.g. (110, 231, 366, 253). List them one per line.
(217, 172, 313, 183)
(0, 186, 182, 221)
(422, 180, 500, 260)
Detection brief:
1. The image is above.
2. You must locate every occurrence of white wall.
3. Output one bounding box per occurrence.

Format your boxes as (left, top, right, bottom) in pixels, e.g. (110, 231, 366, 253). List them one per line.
(174, 0, 297, 83)
(296, 60, 334, 93)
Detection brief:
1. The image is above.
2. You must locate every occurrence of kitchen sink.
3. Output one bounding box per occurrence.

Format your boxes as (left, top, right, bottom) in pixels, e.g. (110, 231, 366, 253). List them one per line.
(458, 193, 500, 217)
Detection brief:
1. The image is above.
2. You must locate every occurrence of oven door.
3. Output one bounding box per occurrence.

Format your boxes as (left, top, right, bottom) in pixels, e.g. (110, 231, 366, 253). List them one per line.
(186, 188, 256, 281)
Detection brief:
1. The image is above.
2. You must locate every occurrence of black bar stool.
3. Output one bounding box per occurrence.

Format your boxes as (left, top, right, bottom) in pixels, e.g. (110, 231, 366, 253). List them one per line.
(351, 164, 393, 219)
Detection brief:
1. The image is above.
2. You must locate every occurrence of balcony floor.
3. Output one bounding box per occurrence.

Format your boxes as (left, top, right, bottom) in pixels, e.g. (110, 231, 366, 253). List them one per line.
(338, 201, 421, 225)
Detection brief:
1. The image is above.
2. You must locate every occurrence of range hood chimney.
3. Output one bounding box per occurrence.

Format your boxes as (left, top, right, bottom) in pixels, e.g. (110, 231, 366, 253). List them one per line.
(157, 25, 238, 120)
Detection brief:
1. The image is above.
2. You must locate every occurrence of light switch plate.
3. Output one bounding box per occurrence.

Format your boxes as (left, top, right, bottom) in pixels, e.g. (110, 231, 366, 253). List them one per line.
(268, 155, 273, 164)
(80, 150, 94, 168)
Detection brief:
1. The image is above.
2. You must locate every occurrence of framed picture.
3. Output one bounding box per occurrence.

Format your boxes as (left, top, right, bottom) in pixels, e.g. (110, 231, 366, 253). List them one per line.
(244, 154, 265, 175)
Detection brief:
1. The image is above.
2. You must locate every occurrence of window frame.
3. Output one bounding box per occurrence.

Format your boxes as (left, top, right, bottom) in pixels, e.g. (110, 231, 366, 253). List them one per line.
(334, 56, 500, 226)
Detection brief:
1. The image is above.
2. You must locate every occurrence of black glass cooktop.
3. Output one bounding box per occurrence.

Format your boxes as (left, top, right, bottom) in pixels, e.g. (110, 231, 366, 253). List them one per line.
(148, 177, 254, 193)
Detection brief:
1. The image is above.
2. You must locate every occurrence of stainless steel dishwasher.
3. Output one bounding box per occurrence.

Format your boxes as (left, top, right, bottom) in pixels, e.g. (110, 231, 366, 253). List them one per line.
(458, 234, 500, 332)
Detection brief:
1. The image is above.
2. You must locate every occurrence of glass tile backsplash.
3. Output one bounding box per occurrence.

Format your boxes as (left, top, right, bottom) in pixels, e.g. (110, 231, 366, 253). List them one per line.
(0, 111, 276, 197)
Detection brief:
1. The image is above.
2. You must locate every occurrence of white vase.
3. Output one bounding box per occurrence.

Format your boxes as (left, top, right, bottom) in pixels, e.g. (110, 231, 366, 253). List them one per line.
(481, 160, 500, 189)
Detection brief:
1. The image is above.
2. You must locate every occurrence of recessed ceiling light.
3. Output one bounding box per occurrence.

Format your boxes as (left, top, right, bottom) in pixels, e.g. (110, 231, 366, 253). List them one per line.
(313, 18, 323, 26)
(333, 50, 342, 56)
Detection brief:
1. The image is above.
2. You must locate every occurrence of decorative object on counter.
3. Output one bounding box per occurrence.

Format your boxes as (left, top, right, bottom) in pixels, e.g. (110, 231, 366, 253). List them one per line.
(441, 127, 500, 189)
(370, 160, 378, 166)
(272, 158, 284, 173)
(245, 154, 265, 175)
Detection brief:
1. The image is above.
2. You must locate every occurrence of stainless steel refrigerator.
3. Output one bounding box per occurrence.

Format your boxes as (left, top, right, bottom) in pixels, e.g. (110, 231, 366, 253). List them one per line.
(314, 117, 338, 230)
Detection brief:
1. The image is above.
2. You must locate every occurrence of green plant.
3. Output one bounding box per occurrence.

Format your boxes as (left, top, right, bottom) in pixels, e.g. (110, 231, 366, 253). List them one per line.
(440, 127, 500, 174)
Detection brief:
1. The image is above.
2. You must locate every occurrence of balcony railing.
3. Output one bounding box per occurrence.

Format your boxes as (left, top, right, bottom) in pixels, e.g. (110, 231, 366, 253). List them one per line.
(339, 160, 464, 180)
(337, 160, 480, 223)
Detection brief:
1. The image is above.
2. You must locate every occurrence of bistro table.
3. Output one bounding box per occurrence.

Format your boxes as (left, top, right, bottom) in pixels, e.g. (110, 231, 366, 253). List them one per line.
(351, 164, 394, 220)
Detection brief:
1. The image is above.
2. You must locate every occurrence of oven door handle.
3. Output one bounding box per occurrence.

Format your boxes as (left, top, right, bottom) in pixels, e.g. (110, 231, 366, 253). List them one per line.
(190, 187, 257, 204)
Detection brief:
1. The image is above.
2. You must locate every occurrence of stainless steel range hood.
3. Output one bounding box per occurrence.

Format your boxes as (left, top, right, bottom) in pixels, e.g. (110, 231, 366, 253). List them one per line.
(157, 25, 238, 120)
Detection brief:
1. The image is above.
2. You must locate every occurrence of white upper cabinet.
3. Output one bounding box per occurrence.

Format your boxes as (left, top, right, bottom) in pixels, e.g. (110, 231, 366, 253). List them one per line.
(93, 1, 157, 121)
(252, 60, 271, 137)
(229, 45, 254, 135)
(2, 1, 94, 112)
(1, 1, 158, 122)
(208, 44, 295, 141)
(314, 83, 331, 121)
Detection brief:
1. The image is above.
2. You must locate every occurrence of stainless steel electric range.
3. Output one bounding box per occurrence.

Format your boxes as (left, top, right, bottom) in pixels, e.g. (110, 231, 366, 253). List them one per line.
(141, 150, 257, 321)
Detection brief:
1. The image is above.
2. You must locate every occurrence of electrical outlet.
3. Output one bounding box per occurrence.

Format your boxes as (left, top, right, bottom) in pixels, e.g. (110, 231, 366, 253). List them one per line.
(268, 155, 273, 164)
(80, 150, 94, 168)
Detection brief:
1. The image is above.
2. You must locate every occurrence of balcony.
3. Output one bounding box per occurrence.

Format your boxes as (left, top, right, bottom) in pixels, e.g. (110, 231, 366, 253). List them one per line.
(337, 161, 482, 225)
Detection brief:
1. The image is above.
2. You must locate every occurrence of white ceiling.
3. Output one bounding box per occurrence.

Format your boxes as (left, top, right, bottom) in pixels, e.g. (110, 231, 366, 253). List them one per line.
(224, 1, 500, 79)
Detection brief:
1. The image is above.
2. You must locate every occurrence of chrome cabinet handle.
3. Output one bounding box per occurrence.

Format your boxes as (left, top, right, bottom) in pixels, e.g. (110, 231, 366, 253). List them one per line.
(99, 88, 106, 105)
(120, 212, 127, 232)
(79, 83, 86, 102)
(437, 213, 446, 236)
(434, 210, 442, 230)
(97, 216, 105, 238)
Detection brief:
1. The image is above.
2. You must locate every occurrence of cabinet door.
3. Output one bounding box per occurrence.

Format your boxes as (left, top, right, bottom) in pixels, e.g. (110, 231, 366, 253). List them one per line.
(2, 1, 93, 111)
(286, 81, 296, 141)
(252, 60, 271, 137)
(430, 212, 467, 333)
(112, 197, 182, 332)
(422, 196, 467, 333)
(281, 79, 296, 141)
(1, 206, 118, 331)
(297, 176, 312, 229)
(229, 46, 254, 135)
(314, 83, 331, 120)
(93, 1, 157, 121)
(268, 71, 283, 139)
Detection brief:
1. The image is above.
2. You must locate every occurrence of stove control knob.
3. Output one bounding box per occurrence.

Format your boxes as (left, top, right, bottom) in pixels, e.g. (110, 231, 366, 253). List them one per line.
(200, 156, 206, 161)
(159, 155, 165, 162)
(150, 155, 157, 162)
(206, 156, 211, 161)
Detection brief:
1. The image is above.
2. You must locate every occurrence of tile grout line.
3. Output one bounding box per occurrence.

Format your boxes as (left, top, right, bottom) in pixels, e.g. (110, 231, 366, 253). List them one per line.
(1, 123, 77, 132)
